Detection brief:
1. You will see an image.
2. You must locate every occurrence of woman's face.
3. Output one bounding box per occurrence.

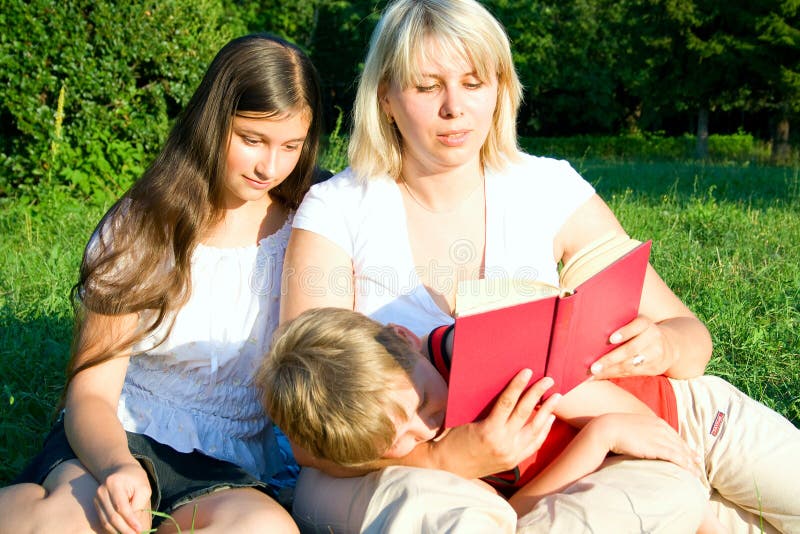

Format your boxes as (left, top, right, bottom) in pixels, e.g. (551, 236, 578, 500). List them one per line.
(380, 40, 498, 176)
(222, 110, 310, 208)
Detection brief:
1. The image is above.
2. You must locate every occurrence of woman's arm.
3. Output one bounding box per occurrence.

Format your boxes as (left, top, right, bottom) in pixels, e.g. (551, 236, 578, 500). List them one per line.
(555, 195, 712, 379)
(64, 312, 150, 534)
(280, 228, 354, 323)
(507, 413, 702, 517)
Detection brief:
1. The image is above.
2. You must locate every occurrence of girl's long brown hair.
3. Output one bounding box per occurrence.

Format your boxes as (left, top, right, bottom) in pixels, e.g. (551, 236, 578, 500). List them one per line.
(65, 34, 323, 388)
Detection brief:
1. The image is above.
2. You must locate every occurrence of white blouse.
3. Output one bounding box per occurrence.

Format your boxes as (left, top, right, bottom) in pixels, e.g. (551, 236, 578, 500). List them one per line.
(117, 215, 292, 479)
(293, 154, 595, 336)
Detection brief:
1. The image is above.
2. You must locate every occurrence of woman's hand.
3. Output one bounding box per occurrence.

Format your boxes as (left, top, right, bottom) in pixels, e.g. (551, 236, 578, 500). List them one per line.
(587, 413, 703, 478)
(556, 196, 712, 380)
(429, 371, 560, 479)
(588, 315, 674, 379)
(94, 461, 152, 534)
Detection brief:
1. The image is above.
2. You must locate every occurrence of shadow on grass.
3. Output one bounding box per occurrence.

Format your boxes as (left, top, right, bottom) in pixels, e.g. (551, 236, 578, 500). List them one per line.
(0, 312, 71, 484)
(577, 160, 799, 208)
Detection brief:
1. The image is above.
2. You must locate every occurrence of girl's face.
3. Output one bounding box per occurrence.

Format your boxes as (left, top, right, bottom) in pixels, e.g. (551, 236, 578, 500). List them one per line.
(382, 355, 448, 459)
(380, 39, 498, 176)
(222, 110, 310, 208)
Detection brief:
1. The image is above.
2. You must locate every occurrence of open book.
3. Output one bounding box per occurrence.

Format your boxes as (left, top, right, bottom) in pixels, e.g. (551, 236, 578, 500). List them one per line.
(445, 233, 652, 428)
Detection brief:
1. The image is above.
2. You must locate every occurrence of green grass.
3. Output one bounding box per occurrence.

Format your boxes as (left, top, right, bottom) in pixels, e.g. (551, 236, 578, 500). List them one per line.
(1, 159, 798, 485)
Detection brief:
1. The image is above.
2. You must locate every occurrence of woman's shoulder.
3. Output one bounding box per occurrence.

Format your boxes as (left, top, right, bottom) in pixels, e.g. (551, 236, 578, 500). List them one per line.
(499, 152, 581, 180)
(300, 167, 395, 210)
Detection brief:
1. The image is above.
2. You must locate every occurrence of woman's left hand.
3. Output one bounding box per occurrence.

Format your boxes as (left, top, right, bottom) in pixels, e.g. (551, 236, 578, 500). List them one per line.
(587, 315, 675, 380)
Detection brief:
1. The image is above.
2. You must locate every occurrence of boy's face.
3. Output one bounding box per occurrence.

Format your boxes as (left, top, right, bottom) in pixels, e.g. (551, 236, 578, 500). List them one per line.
(381, 344, 448, 459)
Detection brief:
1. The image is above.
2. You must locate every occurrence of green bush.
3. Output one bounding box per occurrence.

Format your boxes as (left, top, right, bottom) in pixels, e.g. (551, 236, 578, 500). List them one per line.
(0, 0, 243, 203)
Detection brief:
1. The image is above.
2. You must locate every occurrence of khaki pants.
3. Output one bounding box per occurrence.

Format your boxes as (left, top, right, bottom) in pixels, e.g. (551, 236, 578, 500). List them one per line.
(293, 459, 708, 533)
(671, 375, 800, 533)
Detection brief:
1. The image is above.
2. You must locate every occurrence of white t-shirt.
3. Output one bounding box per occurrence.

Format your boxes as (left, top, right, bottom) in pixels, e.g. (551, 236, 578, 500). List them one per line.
(293, 153, 595, 335)
(115, 215, 292, 479)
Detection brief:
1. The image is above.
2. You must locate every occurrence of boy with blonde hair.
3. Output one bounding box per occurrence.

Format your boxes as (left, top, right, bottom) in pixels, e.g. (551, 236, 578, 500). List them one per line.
(260, 307, 799, 533)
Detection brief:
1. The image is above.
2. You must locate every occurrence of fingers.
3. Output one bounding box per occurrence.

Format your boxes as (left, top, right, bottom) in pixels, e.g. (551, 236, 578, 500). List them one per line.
(511, 375, 556, 422)
(590, 317, 669, 379)
(94, 466, 150, 534)
(606, 414, 704, 479)
(489, 368, 534, 420)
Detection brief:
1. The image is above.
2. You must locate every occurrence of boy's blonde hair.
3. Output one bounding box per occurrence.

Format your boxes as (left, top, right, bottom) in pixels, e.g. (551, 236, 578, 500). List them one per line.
(349, 0, 523, 181)
(259, 308, 420, 466)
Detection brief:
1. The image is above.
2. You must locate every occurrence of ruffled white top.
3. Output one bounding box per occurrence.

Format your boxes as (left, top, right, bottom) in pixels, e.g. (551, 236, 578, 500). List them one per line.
(117, 214, 292, 480)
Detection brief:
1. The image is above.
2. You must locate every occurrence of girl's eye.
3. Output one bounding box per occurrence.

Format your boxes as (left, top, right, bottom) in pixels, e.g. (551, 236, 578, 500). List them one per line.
(242, 136, 260, 145)
(416, 84, 438, 93)
(284, 144, 300, 152)
(465, 81, 483, 89)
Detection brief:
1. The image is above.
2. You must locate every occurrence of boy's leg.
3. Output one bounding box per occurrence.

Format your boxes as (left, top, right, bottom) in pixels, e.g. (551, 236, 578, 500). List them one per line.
(292, 466, 516, 534)
(672, 375, 800, 533)
(515, 455, 707, 533)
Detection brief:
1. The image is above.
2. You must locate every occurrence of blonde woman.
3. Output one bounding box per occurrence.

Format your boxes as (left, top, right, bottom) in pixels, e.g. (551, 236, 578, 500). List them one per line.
(281, 1, 771, 532)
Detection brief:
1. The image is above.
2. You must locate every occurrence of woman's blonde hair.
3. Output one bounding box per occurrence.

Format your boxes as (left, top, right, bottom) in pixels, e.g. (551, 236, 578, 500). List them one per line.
(260, 308, 419, 467)
(349, 0, 522, 180)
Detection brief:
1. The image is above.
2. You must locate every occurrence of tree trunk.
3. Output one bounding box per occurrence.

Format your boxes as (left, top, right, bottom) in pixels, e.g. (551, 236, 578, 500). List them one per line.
(696, 106, 709, 160)
(771, 113, 791, 165)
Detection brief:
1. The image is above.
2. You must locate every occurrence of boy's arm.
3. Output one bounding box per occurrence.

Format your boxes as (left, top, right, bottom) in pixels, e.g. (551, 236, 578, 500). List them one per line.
(507, 413, 702, 517)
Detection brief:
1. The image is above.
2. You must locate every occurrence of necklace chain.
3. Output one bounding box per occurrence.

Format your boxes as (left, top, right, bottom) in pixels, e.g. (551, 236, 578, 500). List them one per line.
(401, 175, 484, 215)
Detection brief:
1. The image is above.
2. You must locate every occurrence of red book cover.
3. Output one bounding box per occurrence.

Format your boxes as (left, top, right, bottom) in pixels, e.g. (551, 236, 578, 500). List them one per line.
(445, 238, 652, 428)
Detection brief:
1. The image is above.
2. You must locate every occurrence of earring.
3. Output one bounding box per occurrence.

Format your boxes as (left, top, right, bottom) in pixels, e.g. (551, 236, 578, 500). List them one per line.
(386, 113, 394, 124)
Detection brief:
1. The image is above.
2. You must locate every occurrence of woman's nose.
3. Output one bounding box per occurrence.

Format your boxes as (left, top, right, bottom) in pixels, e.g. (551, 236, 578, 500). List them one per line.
(440, 89, 464, 118)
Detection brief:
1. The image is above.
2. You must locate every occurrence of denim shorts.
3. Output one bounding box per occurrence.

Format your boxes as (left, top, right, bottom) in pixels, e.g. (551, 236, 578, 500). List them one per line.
(13, 414, 279, 526)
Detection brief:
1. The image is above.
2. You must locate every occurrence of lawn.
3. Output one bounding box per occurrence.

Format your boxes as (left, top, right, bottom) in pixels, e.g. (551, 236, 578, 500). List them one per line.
(1, 158, 798, 484)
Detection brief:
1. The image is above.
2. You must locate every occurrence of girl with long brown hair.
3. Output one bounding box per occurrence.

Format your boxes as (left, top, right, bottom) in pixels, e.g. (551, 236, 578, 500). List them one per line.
(0, 33, 322, 534)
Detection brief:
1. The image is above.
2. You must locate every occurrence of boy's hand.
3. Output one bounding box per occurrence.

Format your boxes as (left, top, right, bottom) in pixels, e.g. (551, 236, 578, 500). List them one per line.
(442, 371, 560, 478)
(588, 413, 703, 479)
(94, 461, 151, 534)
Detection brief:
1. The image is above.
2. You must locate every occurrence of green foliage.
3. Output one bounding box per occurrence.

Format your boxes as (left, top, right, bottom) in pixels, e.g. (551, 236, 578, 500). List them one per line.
(319, 108, 349, 174)
(586, 160, 800, 423)
(0, 0, 242, 202)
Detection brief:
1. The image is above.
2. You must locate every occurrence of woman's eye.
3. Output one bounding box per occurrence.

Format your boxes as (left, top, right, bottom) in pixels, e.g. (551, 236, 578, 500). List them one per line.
(242, 136, 260, 145)
(416, 84, 438, 93)
(465, 82, 483, 89)
(284, 144, 300, 152)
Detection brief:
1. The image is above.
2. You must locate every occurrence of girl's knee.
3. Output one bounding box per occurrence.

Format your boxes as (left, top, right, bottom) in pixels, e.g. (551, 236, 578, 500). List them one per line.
(0, 482, 97, 534)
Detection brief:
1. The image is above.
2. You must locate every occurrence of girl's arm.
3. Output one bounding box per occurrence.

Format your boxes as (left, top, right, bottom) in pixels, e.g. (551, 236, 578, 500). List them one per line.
(555, 194, 712, 379)
(507, 413, 702, 517)
(63, 311, 150, 534)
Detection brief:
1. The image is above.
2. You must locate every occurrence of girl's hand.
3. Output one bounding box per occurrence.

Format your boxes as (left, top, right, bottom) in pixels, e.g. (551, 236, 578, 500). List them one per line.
(587, 413, 703, 478)
(588, 315, 675, 379)
(439, 371, 560, 478)
(94, 461, 152, 534)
